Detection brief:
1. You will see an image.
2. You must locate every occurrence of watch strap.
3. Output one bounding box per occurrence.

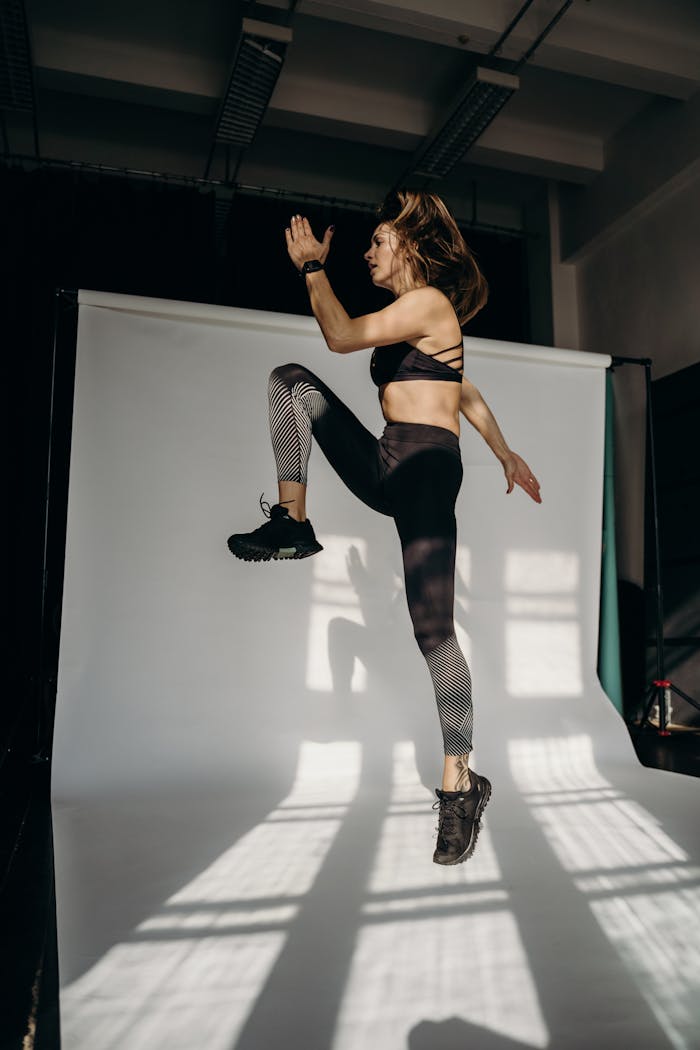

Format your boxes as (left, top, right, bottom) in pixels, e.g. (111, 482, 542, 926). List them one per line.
(300, 259, 324, 277)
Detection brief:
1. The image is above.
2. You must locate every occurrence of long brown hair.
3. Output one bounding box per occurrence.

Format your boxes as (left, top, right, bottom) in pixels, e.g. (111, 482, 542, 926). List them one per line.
(376, 189, 488, 325)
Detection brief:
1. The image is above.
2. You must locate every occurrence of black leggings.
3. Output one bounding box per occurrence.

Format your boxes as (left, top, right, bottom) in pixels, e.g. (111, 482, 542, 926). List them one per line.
(268, 362, 473, 755)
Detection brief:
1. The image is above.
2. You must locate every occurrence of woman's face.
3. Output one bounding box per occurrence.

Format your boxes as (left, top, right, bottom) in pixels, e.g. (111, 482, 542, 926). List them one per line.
(364, 223, 406, 291)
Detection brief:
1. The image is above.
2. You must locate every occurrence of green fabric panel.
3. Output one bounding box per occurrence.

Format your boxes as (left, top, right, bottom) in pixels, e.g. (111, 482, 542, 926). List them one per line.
(598, 371, 624, 713)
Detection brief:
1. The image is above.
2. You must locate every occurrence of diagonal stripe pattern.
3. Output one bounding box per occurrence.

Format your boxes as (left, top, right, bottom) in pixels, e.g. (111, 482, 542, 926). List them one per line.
(268, 368, 330, 484)
(425, 632, 474, 755)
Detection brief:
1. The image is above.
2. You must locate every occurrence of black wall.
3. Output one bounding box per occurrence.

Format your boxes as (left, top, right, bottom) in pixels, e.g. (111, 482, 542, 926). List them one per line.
(645, 362, 700, 724)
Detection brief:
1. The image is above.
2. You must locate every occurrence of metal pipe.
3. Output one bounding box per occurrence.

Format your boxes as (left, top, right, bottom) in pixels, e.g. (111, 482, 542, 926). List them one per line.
(0, 153, 532, 238)
(609, 354, 653, 367)
(511, 0, 577, 74)
(644, 360, 665, 685)
(488, 0, 539, 59)
(31, 288, 62, 760)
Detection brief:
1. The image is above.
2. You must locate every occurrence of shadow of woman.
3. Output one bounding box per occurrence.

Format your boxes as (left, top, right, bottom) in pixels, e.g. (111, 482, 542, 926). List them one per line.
(324, 540, 473, 775)
(409, 1017, 536, 1050)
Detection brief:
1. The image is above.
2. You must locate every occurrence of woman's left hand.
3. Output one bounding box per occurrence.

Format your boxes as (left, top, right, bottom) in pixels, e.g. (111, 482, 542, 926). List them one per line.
(285, 214, 334, 270)
(503, 452, 542, 503)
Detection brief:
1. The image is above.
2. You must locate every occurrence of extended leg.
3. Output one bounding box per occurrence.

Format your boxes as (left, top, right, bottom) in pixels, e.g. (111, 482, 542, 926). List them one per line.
(401, 533, 474, 786)
(393, 476, 491, 863)
(386, 438, 473, 786)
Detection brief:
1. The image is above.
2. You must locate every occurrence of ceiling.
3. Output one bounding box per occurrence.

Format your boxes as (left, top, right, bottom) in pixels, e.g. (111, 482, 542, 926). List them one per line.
(5, 0, 700, 229)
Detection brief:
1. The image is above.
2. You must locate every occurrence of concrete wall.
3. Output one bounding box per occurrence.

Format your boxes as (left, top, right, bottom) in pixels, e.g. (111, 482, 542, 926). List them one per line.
(578, 168, 700, 586)
(576, 167, 700, 381)
(548, 91, 700, 588)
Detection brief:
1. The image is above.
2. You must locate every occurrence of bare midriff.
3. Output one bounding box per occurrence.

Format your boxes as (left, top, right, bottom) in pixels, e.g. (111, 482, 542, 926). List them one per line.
(379, 379, 461, 438)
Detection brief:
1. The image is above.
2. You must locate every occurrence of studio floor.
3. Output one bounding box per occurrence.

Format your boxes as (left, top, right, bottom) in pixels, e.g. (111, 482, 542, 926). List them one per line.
(3, 717, 700, 1050)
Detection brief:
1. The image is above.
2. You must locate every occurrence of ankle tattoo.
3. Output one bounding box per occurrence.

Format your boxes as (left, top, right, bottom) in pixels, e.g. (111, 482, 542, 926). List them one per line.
(454, 754, 471, 791)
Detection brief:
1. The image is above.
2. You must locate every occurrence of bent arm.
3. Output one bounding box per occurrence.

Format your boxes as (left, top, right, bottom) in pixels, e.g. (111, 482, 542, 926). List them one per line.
(303, 269, 355, 352)
(304, 271, 447, 353)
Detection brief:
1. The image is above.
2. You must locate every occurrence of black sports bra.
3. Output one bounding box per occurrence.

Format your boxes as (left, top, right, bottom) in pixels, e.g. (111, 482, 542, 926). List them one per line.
(370, 338, 464, 388)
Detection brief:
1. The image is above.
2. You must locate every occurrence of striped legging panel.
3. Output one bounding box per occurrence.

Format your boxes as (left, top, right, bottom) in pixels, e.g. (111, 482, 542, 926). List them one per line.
(268, 369, 330, 485)
(424, 632, 473, 755)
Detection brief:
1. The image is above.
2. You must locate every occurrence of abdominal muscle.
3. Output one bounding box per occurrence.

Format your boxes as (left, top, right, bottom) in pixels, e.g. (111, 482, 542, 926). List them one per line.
(379, 379, 461, 437)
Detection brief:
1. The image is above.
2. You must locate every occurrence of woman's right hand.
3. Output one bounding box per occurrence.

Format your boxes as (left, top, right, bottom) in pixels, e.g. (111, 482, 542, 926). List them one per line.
(285, 214, 335, 269)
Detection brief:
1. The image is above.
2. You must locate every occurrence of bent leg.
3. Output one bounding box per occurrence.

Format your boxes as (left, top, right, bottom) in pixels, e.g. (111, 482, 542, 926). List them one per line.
(268, 363, 390, 515)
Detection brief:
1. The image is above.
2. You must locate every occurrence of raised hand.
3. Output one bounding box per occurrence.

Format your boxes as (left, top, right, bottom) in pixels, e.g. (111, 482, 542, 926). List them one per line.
(285, 214, 334, 271)
(503, 451, 542, 503)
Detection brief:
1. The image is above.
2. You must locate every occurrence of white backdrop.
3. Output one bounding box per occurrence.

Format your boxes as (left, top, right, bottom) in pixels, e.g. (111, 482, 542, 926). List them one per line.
(51, 291, 700, 1050)
(53, 289, 615, 796)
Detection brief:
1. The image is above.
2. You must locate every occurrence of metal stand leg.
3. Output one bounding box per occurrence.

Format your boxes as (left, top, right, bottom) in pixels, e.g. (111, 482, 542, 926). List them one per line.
(611, 356, 700, 734)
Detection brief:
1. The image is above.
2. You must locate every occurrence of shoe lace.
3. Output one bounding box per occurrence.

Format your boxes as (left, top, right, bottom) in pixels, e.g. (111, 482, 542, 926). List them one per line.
(432, 797, 466, 842)
(259, 493, 296, 519)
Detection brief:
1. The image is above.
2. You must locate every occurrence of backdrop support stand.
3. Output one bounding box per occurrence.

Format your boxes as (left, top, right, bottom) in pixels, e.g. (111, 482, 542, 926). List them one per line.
(32, 288, 79, 764)
(610, 355, 700, 733)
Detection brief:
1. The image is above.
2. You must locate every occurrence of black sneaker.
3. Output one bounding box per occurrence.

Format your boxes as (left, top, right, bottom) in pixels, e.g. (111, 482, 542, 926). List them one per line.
(432, 772, 492, 865)
(227, 495, 323, 562)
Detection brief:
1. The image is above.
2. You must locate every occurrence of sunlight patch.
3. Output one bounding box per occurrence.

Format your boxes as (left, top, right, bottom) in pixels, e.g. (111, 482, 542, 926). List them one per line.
(60, 741, 361, 1050)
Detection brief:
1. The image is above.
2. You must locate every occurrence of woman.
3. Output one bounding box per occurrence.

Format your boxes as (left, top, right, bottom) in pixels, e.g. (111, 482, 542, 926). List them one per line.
(228, 190, 542, 865)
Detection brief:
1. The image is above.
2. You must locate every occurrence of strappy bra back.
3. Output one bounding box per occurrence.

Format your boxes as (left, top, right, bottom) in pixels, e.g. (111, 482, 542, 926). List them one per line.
(370, 338, 464, 388)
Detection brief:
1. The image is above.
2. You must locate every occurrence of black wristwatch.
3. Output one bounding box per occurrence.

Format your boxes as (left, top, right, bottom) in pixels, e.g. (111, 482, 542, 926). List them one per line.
(299, 259, 324, 277)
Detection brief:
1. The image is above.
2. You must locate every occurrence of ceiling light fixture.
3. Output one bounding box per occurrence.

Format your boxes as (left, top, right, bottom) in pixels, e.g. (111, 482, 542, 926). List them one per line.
(0, 0, 39, 155)
(411, 66, 519, 180)
(395, 0, 576, 186)
(205, 16, 292, 179)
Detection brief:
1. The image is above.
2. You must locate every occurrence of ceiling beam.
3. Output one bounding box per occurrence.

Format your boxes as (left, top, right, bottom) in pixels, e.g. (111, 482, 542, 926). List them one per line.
(302, 0, 700, 99)
(267, 71, 604, 182)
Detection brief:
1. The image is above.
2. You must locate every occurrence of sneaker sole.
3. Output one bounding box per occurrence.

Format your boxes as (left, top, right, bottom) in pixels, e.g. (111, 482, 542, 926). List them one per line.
(227, 537, 324, 562)
(433, 778, 492, 866)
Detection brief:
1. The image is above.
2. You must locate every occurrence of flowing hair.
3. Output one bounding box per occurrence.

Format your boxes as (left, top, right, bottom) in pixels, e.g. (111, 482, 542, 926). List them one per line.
(376, 189, 489, 326)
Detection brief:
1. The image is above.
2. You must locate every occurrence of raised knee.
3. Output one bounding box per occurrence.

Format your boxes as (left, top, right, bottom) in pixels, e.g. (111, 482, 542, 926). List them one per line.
(269, 362, 309, 387)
